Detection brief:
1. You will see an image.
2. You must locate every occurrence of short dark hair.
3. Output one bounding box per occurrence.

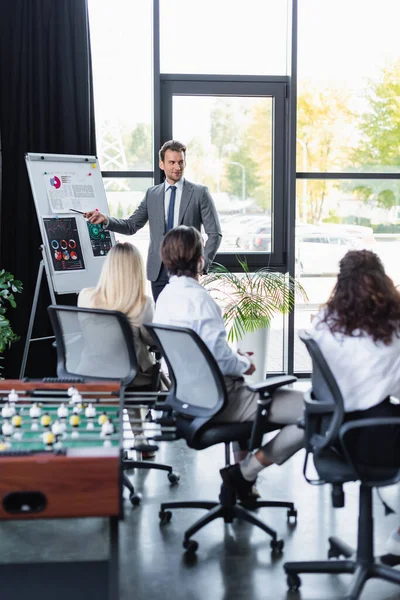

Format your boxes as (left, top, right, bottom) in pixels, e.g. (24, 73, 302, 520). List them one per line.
(161, 226, 203, 278)
(321, 250, 400, 345)
(159, 140, 187, 163)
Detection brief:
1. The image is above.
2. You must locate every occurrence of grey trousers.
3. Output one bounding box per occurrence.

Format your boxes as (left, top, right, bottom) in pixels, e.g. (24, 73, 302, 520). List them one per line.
(212, 376, 304, 465)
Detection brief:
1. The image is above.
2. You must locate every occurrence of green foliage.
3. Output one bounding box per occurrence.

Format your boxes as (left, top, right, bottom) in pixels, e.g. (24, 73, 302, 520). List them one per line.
(372, 223, 400, 234)
(352, 60, 400, 169)
(322, 210, 341, 224)
(0, 270, 22, 355)
(202, 259, 307, 343)
(296, 86, 354, 223)
(348, 60, 400, 208)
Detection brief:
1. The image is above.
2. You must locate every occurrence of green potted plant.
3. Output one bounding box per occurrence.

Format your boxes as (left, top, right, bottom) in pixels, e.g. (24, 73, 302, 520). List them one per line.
(0, 270, 23, 373)
(202, 258, 307, 380)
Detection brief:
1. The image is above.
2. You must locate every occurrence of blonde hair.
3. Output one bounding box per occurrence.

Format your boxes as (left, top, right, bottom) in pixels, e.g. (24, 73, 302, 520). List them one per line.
(90, 242, 147, 325)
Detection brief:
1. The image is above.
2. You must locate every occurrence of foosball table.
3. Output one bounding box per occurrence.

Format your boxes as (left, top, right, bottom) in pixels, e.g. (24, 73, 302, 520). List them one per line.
(0, 379, 127, 600)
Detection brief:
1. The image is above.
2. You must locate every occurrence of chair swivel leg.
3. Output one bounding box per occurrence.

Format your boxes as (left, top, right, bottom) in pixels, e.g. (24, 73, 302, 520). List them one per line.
(122, 471, 142, 506)
(123, 458, 180, 484)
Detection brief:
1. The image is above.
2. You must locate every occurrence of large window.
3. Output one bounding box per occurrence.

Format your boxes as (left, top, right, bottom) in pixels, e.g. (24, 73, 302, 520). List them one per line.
(161, 79, 287, 269)
(295, 0, 400, 373)
(160, 0, 288, 76)
(89, 0, 400, 375)
(88, 0, 153, 173)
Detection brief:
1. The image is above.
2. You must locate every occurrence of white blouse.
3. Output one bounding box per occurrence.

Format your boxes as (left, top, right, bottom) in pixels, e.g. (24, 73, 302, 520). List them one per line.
(307, 312, 400, 412)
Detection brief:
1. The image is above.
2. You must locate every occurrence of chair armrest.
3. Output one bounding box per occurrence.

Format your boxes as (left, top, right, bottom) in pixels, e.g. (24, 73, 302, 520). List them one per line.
(339, 417, 400, 483)
(303, 389, 336, 450)
(247, 377, 297, 450)
(149, 345, 162, 361)
(247, 375, 297, 396)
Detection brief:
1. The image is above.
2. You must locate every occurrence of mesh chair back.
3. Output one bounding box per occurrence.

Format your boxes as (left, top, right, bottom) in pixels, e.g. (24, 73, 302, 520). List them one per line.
(146, 324, 227, 418)
(48, 305, 138, 385)
(299, 330, 345, 450)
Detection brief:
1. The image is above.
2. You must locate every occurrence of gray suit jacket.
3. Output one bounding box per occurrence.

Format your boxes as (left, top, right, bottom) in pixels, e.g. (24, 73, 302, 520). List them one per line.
(106, 179, 222, 281)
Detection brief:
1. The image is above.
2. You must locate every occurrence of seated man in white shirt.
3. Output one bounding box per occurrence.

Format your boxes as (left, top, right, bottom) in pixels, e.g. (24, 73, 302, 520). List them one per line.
(154, 225, 304, 505)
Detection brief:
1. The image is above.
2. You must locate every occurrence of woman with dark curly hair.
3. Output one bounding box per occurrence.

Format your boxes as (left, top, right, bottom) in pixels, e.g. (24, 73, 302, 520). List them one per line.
(308, 249, 400, 565)
(309, 249, 400, 464)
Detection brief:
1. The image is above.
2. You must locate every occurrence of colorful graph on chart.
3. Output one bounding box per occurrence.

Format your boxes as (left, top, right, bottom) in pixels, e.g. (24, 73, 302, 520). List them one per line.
(43, 217, 85, 272)
(86, 222, 113, 257)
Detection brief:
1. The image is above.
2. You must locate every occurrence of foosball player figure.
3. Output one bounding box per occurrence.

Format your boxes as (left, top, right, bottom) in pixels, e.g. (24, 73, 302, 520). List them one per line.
(101, 418, 115, 447)
(42, 431, 56, 451)
(8, 389, 19, 403)
(69, 414, 80, 438)
(29, 402, 41, 430)
(12, 412, 23, 440)
(57, 403, 68, 430)
(51, 420, 63, 447)
(2, 403, 14, 419)
(69, 388, 84, 412)
(98, 411, 108, 427)
(2, 420, 13, 446)
(40, 412, 52, 429)
(85, 403, 96, 430)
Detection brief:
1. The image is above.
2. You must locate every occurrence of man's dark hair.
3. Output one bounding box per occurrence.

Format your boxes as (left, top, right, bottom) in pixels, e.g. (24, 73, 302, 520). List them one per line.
(161, 226, 203, 278)
(159, 140, 187, 163)
(321, 250, 400, 345)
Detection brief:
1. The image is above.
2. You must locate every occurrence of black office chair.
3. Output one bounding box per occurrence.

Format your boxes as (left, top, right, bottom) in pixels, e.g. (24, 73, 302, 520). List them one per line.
(48, 305, 179, 505)
(284, 331, 400, 599)
(146, 323, 298, 555)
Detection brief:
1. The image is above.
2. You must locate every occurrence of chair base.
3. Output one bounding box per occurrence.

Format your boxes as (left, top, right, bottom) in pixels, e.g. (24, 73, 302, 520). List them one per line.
(122, 459, 180, 506)
(123, 459, 180, 484)
(284, 484, 400, 599)
(159, 483, 297, 555)
(285, 554, 400, 599)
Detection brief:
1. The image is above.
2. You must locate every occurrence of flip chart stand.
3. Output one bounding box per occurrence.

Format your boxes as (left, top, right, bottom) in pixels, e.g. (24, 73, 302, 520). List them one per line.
(19, 246, 57, 379)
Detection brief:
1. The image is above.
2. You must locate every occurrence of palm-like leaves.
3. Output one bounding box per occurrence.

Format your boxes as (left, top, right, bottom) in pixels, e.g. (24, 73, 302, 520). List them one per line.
(202, 259, 307, 342)
(0, 270, 22, 355)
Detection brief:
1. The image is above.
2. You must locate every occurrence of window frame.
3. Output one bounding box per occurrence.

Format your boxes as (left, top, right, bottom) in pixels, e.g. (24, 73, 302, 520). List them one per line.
(159, 75, 289, 272)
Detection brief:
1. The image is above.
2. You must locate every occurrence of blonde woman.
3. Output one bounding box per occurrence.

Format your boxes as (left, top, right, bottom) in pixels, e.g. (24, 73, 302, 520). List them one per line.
(78, 242, 162, 455)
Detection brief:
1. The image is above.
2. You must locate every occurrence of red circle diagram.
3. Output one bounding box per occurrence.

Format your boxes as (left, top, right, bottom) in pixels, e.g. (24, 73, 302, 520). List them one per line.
(70, 251, 78, 260)
(50, 176, 61, 189)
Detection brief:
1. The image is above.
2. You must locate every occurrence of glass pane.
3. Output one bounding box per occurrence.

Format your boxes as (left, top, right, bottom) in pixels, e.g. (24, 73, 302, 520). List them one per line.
(88, 0, 153, 171)
(297, 0, 400, 173)
(104, 178, 153, 265)
(160, 0, 288, 75)
(173, 96, 273, 253)
(294, 177, 400, 372)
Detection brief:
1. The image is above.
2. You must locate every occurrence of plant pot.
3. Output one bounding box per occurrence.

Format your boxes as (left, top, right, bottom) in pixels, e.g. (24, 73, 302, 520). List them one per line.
(237, 327, 270, 384)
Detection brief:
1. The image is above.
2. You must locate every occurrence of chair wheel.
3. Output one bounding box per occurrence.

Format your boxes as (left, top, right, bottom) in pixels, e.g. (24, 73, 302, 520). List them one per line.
(287, 508, 297, 524)
(168, 471, 180, 485)
(129, 493, 142, 506)
(183, 539, 198, 554)
(287, 573, 301, 591)
(270, 539, 284, 554)
(159, 510, 172, 525)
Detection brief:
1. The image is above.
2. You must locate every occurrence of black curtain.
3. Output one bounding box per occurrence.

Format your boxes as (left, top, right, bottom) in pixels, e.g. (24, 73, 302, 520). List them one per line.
(0, 0, 96, 378)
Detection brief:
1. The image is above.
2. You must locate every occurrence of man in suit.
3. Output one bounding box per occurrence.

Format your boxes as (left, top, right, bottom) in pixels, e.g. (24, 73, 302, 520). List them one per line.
(85, 140, 222, 301)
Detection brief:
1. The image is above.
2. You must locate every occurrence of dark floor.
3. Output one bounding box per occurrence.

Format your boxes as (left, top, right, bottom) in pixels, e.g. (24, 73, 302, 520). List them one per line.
(1, 437, 399, 600)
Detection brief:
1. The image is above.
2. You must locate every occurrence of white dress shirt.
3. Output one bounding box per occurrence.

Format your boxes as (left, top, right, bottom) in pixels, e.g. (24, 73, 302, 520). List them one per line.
(307, 311, 400, 412)
(164, 178, 184, 228)
(154, 275, 250, 376)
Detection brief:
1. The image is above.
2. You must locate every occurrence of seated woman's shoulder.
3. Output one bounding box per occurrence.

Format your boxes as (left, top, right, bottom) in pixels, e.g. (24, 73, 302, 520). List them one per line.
(77, 287, 95, 307)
